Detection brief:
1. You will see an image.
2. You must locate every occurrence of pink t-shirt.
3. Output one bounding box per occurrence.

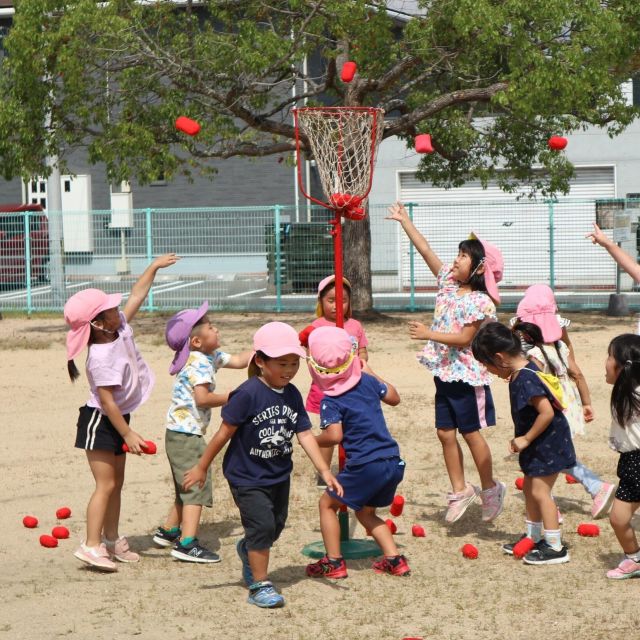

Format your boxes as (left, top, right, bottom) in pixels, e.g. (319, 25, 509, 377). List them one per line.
(85, 312, 155, 415)
(305, 317, 369, 414)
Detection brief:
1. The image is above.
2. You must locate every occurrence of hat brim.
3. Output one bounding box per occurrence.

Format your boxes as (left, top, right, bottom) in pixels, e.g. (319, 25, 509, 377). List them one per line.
(518, 311, 563, 343)
(168, 301, 209, 375)
(247, 345, 307, 378)
(307, 353, 362, 397)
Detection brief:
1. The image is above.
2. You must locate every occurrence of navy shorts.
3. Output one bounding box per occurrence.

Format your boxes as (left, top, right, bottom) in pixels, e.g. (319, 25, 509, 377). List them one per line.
(74, 405, 129, 454)
(616, 450, 640, 503)
(229, 480, 290, 551)
(328, 457, 405, 512)
(434, 377, 495, 433)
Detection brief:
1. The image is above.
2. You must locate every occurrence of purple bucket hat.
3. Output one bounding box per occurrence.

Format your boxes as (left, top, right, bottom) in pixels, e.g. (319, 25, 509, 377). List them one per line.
(166, 301, 209, 375)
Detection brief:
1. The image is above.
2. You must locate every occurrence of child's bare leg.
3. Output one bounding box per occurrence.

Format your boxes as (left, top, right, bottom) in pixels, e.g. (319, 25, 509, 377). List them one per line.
(248, 548, 270, 583)
(437, 428, 465, 492)
(610, 499, 640, 554)
(356, 507, 399, 557)
(85, 450, 118, 547)
(318, 492, 342, 558)
(461, 430, 495, 490)
(180, 504, 203, 540)
(103, 453, 126, 540)
(162, 503, 183, 530)
(530, 474, 560, 531)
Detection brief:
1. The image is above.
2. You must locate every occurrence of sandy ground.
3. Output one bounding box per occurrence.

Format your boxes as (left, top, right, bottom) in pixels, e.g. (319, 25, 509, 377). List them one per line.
(2, 310, 640, 640)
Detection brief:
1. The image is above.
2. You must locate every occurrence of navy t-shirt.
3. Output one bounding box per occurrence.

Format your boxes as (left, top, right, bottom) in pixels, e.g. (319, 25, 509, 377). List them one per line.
(221, 376, 312, 487)
(509, 362, 576, 477)
(320, 372, 400, 467)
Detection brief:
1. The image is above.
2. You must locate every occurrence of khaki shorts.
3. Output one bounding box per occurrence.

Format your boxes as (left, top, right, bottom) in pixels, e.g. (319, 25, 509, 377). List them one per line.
(165, 430, 213, 507)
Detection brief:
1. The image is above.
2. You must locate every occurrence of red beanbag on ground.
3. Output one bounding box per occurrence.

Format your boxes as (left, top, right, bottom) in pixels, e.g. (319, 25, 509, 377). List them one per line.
(40, 534, 58, 548)
(52, 526, 70, 539)
(577, 523, 600, 537)
(513, 537, 536, 559)
(411, 524, 425, 538)
(23, 515, 38, 528)
(461, 543, 478, 559)
(56, 507, 71, 519)
(385, 519, 397, 534)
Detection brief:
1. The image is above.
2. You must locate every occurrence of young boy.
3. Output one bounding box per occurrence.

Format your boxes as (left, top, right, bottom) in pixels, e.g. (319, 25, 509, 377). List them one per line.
(304, 325, 410, 579)
(153, 301, 250, 562)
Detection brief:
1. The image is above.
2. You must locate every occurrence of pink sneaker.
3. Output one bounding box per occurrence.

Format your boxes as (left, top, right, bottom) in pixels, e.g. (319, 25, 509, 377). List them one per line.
(445, 483, 480, 524)
(606, 558, 640, 580)
(480, 480, 506, 522)
(105, 536, 140, 563)
(74, 542, 117, 572)
(592, 483, 616, 519)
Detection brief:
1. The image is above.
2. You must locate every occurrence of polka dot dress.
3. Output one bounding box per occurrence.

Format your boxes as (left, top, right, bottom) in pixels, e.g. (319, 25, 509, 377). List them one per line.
(616, 450, 640, 502)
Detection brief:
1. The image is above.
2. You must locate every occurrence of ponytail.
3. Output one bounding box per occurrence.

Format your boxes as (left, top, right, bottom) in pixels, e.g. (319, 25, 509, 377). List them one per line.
(513, 321, 560, 376)
(68, 359, 81, 382)
(609, 334, 640, 427)
(472, 321, 522, 367)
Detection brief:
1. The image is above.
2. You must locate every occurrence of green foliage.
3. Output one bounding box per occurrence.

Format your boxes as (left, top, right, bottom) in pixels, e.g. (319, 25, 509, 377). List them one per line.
(0, 0, 638, 194)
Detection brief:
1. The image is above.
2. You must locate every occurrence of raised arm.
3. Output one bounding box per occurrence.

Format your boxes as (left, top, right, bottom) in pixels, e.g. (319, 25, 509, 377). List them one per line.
(386, 202, 443, 277)
(587, 223, 640, 283)
(224, 351, 252, 369)
(122, 253, 180, 322)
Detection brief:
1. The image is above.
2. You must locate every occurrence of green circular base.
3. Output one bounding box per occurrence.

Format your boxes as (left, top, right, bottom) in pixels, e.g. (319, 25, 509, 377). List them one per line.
(301, 538, 381, 559)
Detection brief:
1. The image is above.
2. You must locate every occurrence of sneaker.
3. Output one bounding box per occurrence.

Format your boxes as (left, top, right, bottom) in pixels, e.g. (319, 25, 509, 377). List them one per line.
(502, 533, 527, 555)
(592, 483, 617, 519)
(105, 536, 139, 563)
(522, 540, 570, 565)
(606, 558, 640, 580)
(247, 581, 285, 608)
(74, 542, 118, 572)
(171, 538, 221, 564)
(236, 538, 254, 587)
(372, 554, 411, 576)
(306, 555, 348, 579)
(481, 481, 506, 522)
(445, 483, 480, 524)
(152, 526, 181, 548)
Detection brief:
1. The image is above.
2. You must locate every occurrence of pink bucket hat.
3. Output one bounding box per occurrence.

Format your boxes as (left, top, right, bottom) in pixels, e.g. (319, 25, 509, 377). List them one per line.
(307, 326, 362, 396)
(469, 232, 503, 304)
(516, 284, 562, 342)
(64, 288, 122, 361)
(248, 321, 306, 378)
(165, 301, 209, 375)
(316, 274, 352, 318)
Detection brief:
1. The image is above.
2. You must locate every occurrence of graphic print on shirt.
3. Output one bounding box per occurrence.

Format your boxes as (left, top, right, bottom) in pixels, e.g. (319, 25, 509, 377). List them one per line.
(251, 403, 298, 459)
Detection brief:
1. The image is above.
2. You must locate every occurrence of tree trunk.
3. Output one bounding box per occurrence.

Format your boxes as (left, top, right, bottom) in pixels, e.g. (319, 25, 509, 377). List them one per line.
(343, 209, 373, 314)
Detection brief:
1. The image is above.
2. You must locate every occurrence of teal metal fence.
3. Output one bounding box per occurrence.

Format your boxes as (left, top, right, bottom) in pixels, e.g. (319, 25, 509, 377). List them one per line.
(1, 199, 639, 314)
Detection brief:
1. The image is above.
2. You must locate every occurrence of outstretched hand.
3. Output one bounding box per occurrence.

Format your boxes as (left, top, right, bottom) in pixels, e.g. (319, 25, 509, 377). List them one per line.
(386, 202, 409, 223)
(153, 253, 180, 269)
(585, 223, 612, 249)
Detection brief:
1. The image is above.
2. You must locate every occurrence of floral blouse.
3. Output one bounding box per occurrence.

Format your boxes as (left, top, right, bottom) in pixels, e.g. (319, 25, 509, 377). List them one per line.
(417, 263, 496, 386)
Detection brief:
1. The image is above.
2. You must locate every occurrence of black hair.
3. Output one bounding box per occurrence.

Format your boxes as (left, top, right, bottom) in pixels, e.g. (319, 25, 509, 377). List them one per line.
(471, 321, 523, 368)
(319, 279, 352, 319)
(512, 320, 573, 380)
(457, 239, 487, 293)
(66, 310, 108, 382)
(608, 334, 640, 427)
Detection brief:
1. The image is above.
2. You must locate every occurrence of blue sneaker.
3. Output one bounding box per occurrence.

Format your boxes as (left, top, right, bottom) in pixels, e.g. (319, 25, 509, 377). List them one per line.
(247, 581, 285, 608)
(236, 538, 254, 587)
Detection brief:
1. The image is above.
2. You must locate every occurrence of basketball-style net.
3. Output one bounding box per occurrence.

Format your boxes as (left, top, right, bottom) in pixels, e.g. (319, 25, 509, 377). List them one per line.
(294, 106, 385, 559)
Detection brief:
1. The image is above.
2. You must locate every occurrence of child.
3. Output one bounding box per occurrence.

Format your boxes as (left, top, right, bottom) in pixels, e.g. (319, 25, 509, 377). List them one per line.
(153, 302, 250, 563)
(472, 322, 576, 565)
(304, 326, 410, 579)
(183, 321, 342, 608)
(64, 253, 179, 571)
(512, 284, 616, 518)
(300, 275, 369, 485)
(387, 202, 505, 524)
(604, 334, 640, 579)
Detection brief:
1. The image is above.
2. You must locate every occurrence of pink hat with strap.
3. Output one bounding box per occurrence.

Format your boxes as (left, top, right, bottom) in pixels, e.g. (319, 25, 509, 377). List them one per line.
(516, 284, 562, 343)
(470, 232, 503, 304)
(307, 326, 361, 396)
(248, 321, 307, 377)
(64, 288, 122, 361)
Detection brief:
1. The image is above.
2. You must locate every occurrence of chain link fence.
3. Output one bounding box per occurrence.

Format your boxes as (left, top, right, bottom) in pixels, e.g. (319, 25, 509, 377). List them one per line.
(1, 199, 639, 314)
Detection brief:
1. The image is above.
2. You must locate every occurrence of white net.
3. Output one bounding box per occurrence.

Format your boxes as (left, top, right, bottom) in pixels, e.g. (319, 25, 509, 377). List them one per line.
(295, 107, 385, 217)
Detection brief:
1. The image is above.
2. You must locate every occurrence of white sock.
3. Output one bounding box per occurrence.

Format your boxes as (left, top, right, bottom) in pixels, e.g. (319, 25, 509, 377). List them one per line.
(544, 529, 562, 551)
(525, 520, 543, 543)
(625, 549, 640, 562)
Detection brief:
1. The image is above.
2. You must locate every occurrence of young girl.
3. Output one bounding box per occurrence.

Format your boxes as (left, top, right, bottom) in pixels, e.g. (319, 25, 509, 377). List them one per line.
(472, 322, 575, 565)
(64, 253, 179, 571)
(300, 274, 369, 485)
(604, 334, 640, 580)
(183, 321, 342, 608)
(387, 202, 505, 524)
(512, 284, 616, 519)
(304, 326, 410, 580)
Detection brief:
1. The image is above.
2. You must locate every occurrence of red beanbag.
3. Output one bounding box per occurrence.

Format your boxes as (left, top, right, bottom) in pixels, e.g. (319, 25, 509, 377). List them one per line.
(56, 507, 71, 519)
(52, 526, 70, 539)
(577, 523, 600, 537)
(415, 134, 434, 154)
(23, 515, 38, 528)
(122, 440, 157, 454)
(548, 135, 568, 151)
(390, 495, 405, 517)
(175, 116, 201, 136)
(513, 537, 536, 559)
(461, 543, 478, 559)
(298, 325, 316, 348)
(514, 477, 524, 491)
(565, 474, 579, 484)
(40, 534, 58, 548)
(385, 519, 397, 534)
(340, 61, 357, 83)
(411, 524, 425, 538)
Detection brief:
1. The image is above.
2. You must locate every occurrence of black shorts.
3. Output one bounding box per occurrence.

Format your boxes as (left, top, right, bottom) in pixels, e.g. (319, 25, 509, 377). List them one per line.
(74, 405, 129, 455)
(616, 449, 640, 503)
(229, 480, 290, 551)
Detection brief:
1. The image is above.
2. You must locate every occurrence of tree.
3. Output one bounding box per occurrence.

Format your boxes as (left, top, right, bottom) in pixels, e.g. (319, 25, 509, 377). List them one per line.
(1, 0, 639, 312)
